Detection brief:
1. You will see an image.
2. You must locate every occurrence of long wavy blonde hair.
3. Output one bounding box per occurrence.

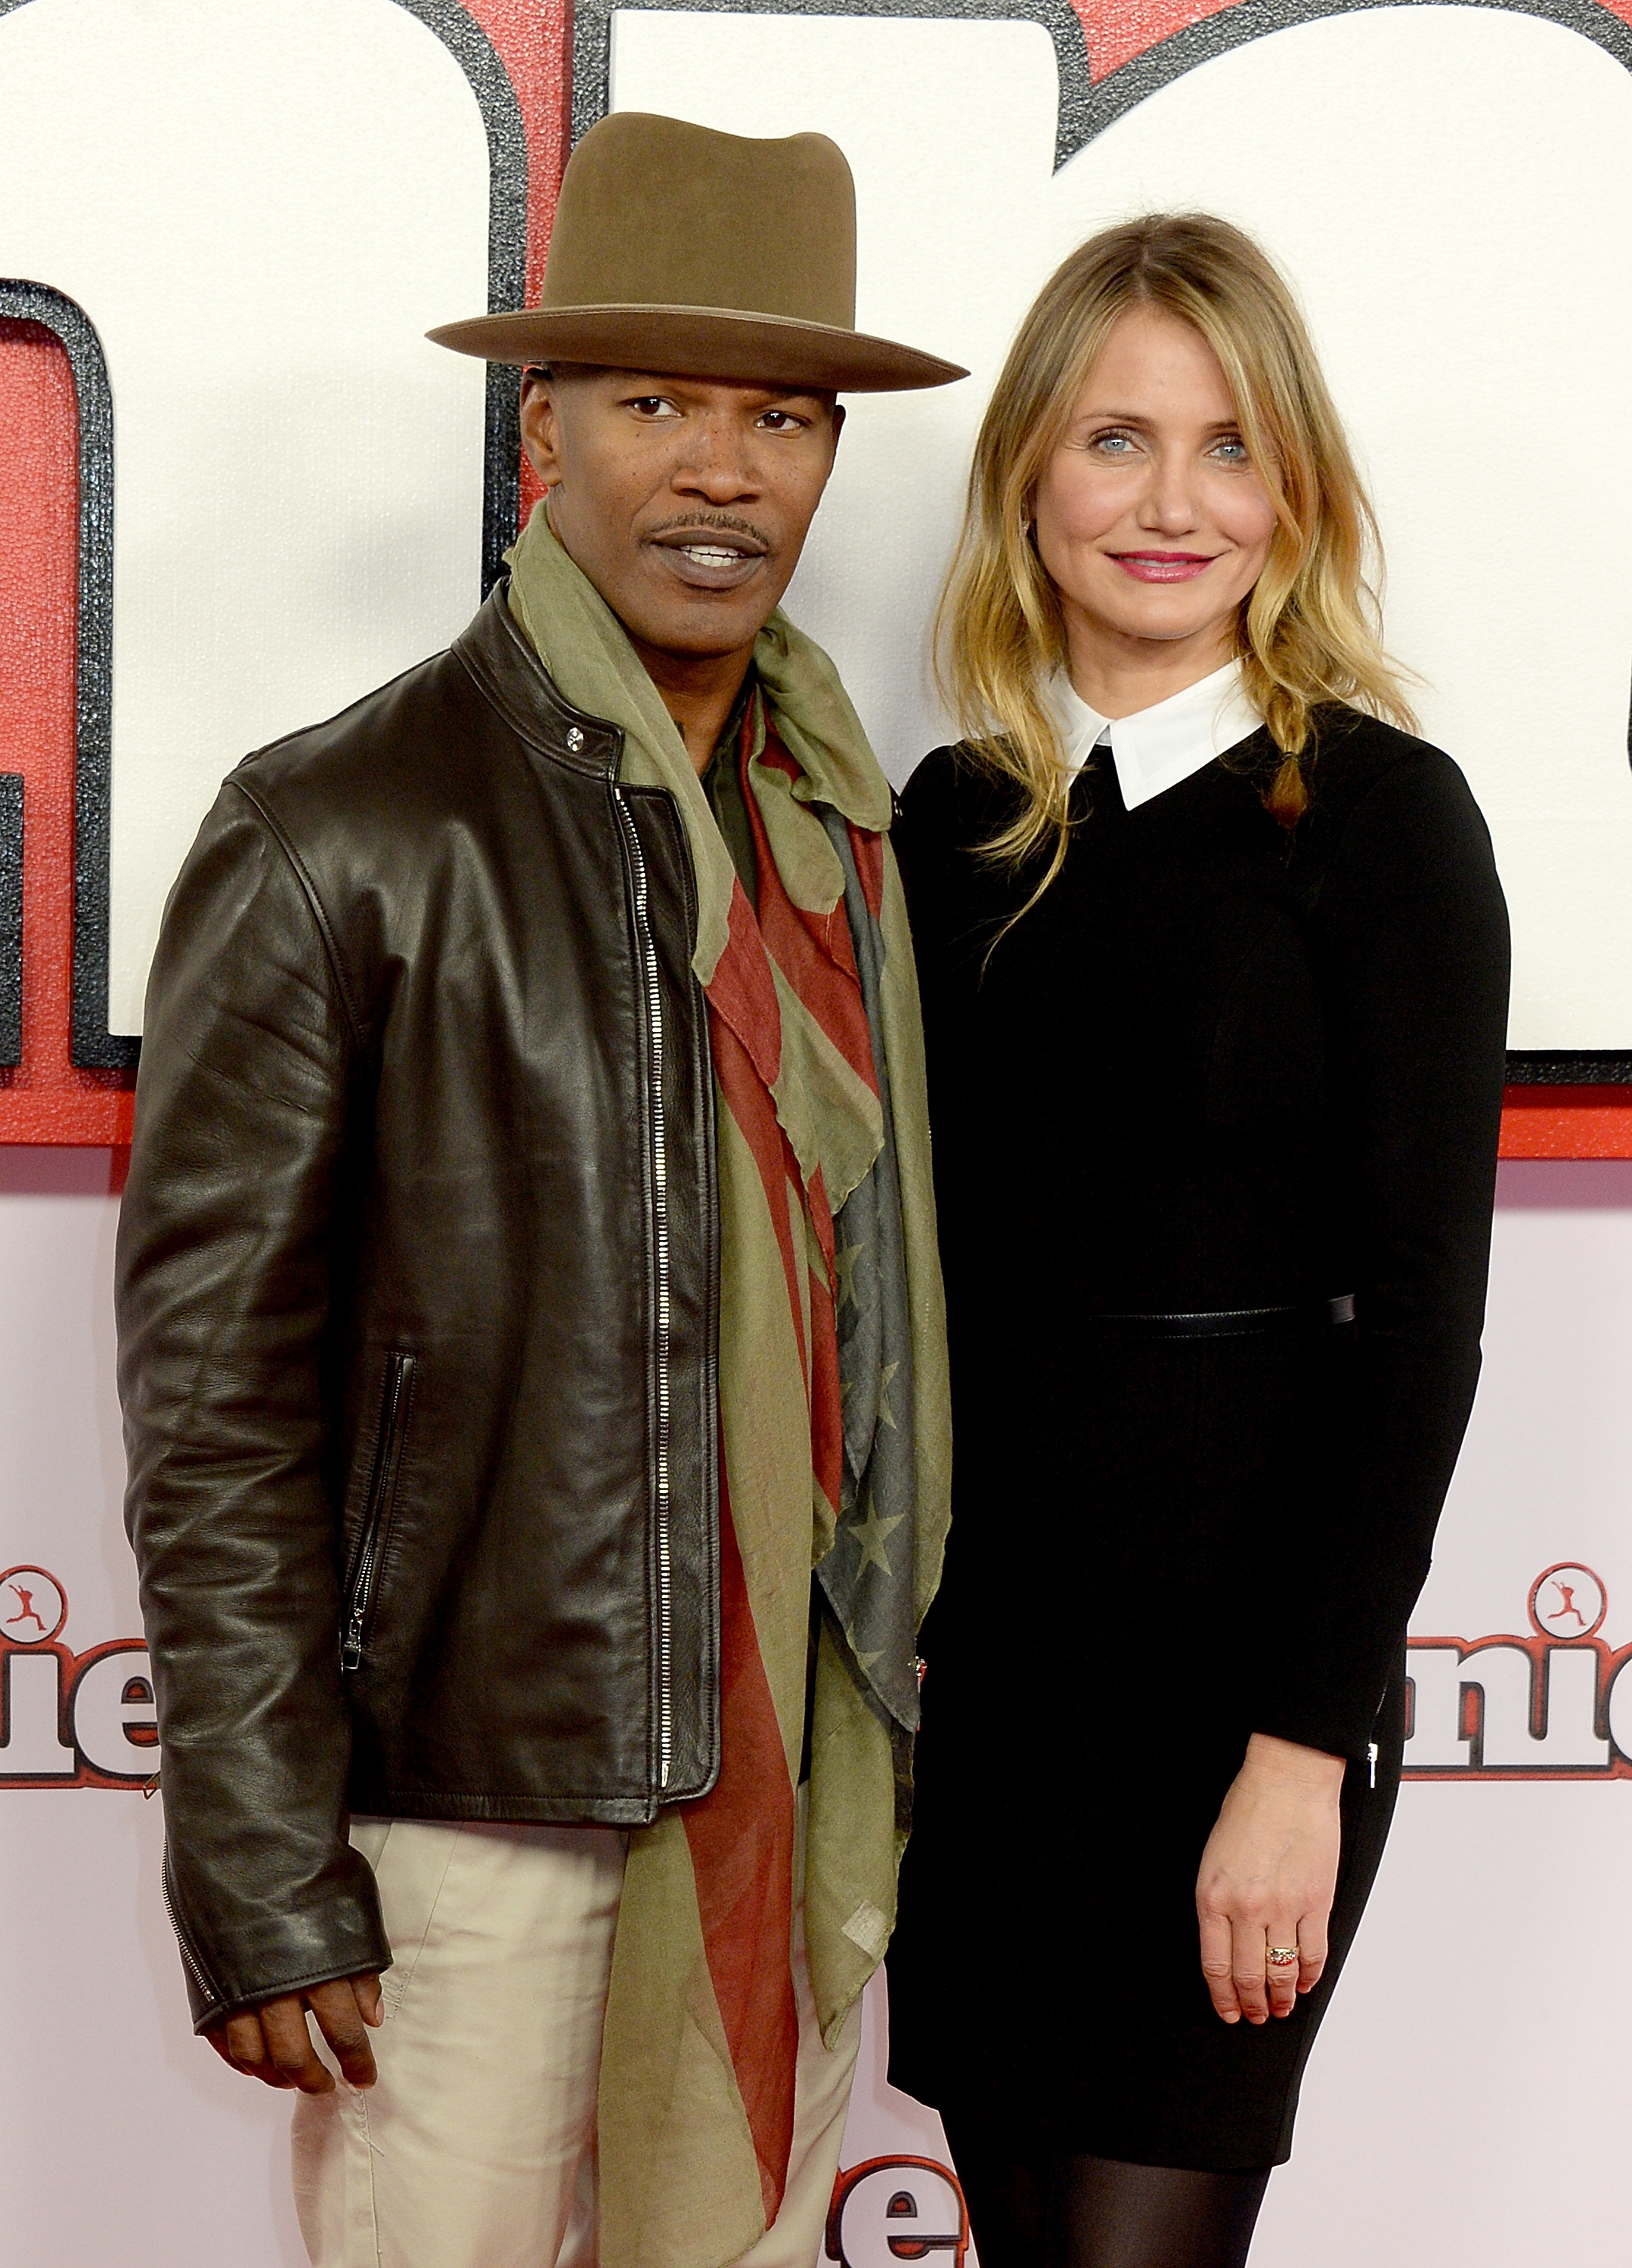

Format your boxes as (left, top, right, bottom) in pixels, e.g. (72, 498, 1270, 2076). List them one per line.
(938, 212, 1417, 893)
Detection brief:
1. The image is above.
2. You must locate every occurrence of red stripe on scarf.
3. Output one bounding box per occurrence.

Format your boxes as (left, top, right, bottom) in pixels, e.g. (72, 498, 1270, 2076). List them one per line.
(850, 823, 885, 925)
(707, 880, 784, 1093)
(745, 726, 878, 1097)
(680, 1472, 800, 2223)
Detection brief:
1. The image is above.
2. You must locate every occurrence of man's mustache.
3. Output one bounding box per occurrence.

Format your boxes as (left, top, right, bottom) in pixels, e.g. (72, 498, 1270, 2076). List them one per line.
(646, 512, 774, 550)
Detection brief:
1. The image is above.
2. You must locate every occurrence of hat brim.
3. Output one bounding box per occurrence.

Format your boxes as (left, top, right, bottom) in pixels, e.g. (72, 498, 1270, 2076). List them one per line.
(426, 303, 966, 393)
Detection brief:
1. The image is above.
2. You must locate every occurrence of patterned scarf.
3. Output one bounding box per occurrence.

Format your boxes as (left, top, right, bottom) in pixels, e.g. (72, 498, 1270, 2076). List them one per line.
(506, 505, 949, 2268)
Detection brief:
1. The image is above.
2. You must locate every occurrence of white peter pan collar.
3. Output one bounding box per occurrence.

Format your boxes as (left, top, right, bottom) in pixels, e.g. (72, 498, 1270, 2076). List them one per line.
(1048, 659, 1262, 811)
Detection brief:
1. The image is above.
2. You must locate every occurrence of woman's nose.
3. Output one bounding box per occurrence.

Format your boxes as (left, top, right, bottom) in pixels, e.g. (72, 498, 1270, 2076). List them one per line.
(1139, 455, 1201, 532)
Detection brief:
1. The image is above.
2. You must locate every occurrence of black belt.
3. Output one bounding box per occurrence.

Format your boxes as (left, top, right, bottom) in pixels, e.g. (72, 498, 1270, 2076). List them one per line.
(1078, 1294, 1355, 1341)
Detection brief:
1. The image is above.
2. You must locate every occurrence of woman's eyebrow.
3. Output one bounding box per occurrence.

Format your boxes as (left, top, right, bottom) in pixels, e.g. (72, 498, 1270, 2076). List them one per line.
(1073, 408, 1243, 432)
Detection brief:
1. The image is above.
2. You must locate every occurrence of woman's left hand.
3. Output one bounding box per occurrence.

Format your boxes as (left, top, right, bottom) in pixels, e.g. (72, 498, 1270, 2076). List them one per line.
(1194, 1733, 1346, 2025)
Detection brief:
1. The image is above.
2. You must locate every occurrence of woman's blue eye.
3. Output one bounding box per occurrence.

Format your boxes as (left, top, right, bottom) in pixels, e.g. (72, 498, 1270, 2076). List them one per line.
(1212, 437, 1250, 463)
(1094, 432, 1135, 454)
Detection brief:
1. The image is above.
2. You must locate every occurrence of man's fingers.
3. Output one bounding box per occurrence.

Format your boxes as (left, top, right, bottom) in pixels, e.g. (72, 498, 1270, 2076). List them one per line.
(221, 2011, 268, 2068)
(215, 2009, 297, 2087)
(204, 2021, 244, 2071)
(1197, 1911, 1240, 2024)
(259, 1996, 336, 2095)
(308, 1978, 380, 2090)
(203, 1979, 386, 2092)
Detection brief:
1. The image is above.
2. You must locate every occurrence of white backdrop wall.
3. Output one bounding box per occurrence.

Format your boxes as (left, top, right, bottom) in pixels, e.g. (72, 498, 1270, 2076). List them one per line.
(612, 2, 1632, 1051)
(0, 0, 491, 1037)
(5, 1154, 1632, 2266)
(3, 0, 1632, 1047)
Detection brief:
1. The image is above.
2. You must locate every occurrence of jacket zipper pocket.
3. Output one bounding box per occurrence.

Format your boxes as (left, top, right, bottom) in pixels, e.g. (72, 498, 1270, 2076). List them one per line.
(341, 1352, 415, 1673)
(615, 791, 673, 1790)
(162, 1851, 221, 2006)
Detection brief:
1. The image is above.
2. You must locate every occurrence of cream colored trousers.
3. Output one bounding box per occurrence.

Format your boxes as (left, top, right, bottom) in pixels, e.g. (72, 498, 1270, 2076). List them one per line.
(291, 1812, 859, 2268)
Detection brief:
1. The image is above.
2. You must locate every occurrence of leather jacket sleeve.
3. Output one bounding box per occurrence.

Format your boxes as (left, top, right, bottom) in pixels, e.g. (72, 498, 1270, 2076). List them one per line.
(117, 777, 390, 2029)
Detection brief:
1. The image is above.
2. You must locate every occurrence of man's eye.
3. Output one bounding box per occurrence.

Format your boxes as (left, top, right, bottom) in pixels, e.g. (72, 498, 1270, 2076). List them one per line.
(627, 396, 675, 417)
(757, 410, 804, 432)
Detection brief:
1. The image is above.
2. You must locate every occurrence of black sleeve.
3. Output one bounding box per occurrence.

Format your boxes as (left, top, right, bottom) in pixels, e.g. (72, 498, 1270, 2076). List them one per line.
(892, 744, 1017, 1018)
(1256, 748, 1510, 1760)
(116, 780, 390, 2028)
(891, 747, 960, 943)
(890, 748, 968, 1071)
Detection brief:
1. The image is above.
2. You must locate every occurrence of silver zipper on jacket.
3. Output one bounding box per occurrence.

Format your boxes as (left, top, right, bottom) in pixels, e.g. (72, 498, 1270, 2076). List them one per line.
(341, 1352, 413, 1674)
(162, 1856, 219, 2005)
(615, 790, 674, 1789)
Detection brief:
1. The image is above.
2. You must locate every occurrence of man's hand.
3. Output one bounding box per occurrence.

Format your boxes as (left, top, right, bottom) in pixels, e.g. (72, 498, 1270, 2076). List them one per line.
(1195, 1734, 1345, 2026)
(206, 1973, 384, 2093)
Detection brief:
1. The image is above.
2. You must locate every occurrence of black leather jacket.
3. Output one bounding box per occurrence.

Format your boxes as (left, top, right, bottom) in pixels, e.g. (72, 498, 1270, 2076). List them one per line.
(117, 586, 721, 2028)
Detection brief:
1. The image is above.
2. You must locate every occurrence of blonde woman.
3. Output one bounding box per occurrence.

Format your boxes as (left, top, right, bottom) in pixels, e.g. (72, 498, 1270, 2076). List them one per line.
(885, 215, 1510, 2266)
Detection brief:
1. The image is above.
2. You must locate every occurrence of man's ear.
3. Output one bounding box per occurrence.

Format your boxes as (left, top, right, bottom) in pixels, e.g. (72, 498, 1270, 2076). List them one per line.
(519, 370, 564, 489)
(830, 401, 846, 460)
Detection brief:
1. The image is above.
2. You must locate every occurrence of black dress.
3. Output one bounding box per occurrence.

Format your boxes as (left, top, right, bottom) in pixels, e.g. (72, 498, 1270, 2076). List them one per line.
(886, 709, 1510, 2170)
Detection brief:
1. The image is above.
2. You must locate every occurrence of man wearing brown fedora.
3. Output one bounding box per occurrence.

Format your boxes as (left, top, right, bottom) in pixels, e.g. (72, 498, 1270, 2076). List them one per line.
(118, 111, 961, 2268)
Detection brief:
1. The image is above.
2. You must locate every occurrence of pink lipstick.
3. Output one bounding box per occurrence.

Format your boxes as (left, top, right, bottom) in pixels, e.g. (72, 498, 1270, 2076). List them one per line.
(1110, 552, 1218, 583)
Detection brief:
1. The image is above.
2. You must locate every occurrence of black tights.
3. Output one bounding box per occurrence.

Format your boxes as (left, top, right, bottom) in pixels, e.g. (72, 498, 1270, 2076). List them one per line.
(944, 2123, 1270, 2268)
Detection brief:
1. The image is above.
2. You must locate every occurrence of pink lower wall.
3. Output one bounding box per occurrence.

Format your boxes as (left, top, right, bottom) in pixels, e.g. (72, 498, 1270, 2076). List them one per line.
(4, 1154, 1630, 2263)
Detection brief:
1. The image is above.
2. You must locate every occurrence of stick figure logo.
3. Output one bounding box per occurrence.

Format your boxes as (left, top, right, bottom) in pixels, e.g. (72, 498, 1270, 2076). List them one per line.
(0, 1566, 67, 1647)
(1528, 1563, 1607, 1642)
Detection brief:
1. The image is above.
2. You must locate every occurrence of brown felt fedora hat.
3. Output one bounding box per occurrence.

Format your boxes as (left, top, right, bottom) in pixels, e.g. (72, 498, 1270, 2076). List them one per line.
(427, 110, 965, 393)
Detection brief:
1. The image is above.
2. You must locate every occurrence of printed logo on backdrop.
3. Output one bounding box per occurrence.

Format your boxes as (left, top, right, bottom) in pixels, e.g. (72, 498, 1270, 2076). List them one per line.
(18, 1556, 1627, 1789)
(826, 2156, 969, 2266)
(0, 1565, 155, 1788)
(5, 0, 1632, 1120)
(1404, 1563, 1632, 1780)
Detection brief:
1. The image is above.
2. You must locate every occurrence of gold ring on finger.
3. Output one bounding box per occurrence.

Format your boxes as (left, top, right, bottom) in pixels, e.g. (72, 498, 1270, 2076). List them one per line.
(1265, 1945, 1299, 1969)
